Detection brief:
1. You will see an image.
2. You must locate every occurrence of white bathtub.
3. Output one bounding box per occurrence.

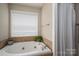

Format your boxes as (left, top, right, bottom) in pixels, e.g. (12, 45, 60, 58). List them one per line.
(0, 41, 52, 56)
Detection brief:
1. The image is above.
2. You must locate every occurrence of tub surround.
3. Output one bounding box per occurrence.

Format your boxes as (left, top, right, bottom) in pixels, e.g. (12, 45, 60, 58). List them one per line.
(9, 36, 36, 42)
(0, 39, 8, 49)
(43, 38, 52, 50)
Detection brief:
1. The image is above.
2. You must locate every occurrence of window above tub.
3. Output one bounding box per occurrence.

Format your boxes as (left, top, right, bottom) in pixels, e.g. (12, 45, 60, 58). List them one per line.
(10, 10, 39, 37)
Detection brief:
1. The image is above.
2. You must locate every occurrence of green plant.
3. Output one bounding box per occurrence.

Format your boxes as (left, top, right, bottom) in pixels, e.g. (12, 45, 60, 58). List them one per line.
(34, 36, 43, 42)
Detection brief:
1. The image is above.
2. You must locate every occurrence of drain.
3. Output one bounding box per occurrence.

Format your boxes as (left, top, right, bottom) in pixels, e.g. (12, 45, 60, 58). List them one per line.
(22, 47, 24, 50)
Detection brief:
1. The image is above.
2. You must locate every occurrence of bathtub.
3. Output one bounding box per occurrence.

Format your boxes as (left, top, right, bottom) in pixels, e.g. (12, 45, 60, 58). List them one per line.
(0, 41, 52, 56)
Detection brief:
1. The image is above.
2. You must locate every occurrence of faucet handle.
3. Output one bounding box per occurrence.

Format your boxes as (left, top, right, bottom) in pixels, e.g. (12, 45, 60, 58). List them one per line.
(41, 45, 47, 51)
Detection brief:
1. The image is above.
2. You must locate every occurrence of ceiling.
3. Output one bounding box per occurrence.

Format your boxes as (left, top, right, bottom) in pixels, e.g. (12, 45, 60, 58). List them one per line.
(14, 3, 44, 8)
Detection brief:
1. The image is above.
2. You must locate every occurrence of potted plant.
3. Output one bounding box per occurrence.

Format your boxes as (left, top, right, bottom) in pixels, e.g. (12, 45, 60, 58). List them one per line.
(34, 36, 43, 42)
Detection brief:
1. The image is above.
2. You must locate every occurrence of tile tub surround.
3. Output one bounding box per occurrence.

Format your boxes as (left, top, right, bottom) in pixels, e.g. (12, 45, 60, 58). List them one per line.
(43, 38, 53, 55)
(9, 36, 36, 42)
(43, 38, 52, 50)
(0, 39, 8, 49)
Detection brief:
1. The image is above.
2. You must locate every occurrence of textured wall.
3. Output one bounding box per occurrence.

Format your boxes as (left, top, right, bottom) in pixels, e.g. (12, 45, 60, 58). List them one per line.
(0, 4, 9, 41)
(41, 3, 52, 41)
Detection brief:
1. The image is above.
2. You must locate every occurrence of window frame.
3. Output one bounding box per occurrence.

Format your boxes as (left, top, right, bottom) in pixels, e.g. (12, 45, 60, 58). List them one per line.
(10, 10, 39, 37)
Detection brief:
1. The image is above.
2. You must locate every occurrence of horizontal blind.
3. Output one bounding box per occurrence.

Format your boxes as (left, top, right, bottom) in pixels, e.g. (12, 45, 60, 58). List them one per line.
(11, 10, 38, 37)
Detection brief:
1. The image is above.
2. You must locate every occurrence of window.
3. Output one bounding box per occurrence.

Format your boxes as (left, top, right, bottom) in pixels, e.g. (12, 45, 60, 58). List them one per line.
(11, 10, 38, 37)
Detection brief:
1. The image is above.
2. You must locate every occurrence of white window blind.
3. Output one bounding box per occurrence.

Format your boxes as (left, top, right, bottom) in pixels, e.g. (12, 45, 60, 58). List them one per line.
(11, 10, 38, 37)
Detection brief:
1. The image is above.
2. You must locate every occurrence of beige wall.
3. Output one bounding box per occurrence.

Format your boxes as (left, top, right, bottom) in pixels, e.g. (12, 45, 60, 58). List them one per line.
(0, 3, 52, 41)
(9, 4, 41, 13)
(9, 4, 41, 36)
(41, 3, 52, 41)
(0, 4, 9, 41)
